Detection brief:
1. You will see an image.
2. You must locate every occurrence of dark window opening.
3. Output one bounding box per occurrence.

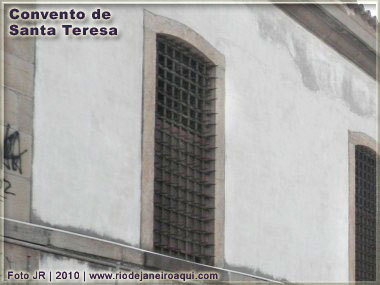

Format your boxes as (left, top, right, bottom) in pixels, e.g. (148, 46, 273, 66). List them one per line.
(153, 34, 216, 265)
(355, 145, 376, 281)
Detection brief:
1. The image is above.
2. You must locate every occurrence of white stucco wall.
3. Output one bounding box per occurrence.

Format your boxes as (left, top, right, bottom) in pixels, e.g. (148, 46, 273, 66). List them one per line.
(32, 4, 377, 282)
(32, 6, 143, 246)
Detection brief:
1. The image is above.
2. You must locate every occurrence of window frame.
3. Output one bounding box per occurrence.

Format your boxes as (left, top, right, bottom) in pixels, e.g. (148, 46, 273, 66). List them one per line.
(140, 10, 226, 267)
(348, 131, 377, 281)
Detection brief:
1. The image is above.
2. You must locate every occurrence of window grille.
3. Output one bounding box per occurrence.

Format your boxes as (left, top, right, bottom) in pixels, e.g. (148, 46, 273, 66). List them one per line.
(355, 145, 376, 281)
(153, 34, 216, 265)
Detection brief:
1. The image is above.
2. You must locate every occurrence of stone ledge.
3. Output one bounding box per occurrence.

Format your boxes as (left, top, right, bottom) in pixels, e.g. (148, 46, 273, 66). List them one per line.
(4, 219, 276, 283)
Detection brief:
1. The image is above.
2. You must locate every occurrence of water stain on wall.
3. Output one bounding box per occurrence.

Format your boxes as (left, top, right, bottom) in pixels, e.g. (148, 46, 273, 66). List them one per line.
(257, 12, 320, 92)
(225, 261, 288, 282)
(342, 74, 375, 118)
(31, 213, 135, 247)
(257, 8, 376, 120)
(292, 37, 320, 92)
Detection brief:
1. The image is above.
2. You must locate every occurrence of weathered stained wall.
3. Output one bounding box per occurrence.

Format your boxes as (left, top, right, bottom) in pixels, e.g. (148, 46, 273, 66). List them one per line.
(4, 243, 114, 283)
(39, 253, 114, 282)
(3, 6, 35, 222)
(28, 4, 376, 282)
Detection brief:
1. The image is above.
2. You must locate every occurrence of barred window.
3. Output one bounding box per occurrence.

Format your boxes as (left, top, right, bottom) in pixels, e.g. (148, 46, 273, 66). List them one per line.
(153, 34, 216, 265)
(355, 145, 376, 281)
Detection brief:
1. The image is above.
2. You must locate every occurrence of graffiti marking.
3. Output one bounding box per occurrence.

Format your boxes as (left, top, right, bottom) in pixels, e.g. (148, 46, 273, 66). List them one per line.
(4, 124, 27, 174)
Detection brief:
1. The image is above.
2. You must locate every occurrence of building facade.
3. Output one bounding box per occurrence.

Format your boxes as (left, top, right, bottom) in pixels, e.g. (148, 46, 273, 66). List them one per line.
(2, 3, 377, 282)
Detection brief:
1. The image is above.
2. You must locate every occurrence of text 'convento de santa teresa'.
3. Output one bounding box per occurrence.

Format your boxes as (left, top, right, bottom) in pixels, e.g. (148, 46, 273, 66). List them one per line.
(8, 8, 118, 37)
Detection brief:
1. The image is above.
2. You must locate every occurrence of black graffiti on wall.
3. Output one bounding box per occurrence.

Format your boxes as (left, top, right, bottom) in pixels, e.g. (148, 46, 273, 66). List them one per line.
(4, 124, 27, 174)
(1, 124, 29, 199)
(0, 178, 15, 200)
(4, 179, 13, 195)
